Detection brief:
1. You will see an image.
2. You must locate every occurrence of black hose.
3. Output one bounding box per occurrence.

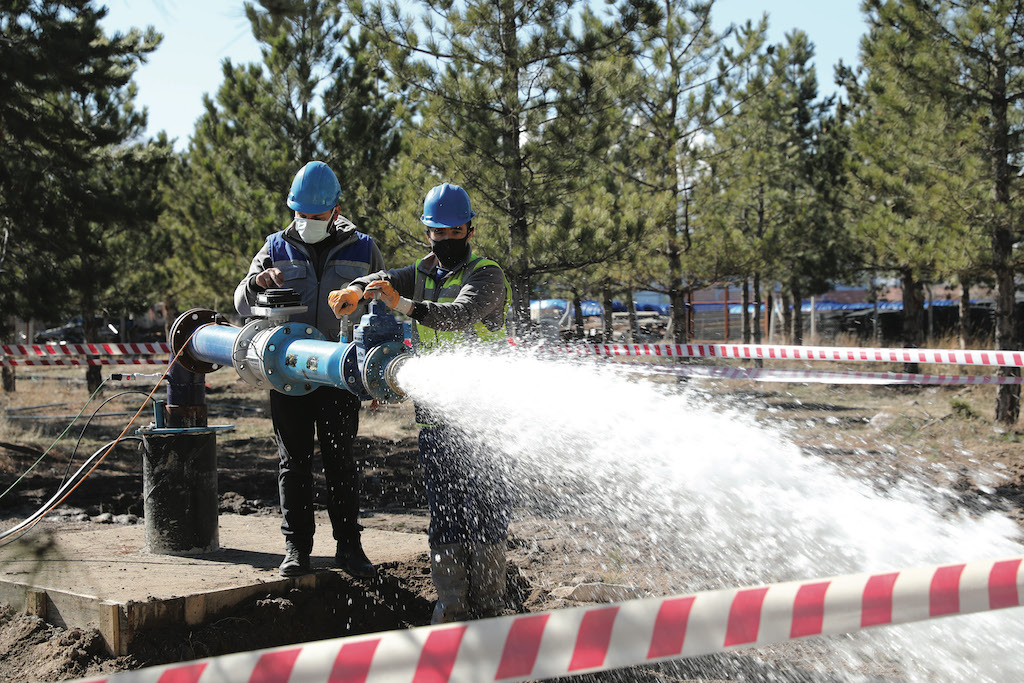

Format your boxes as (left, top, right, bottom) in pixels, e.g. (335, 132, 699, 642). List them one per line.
(61, 391, 154, 489)
(0, 436, 144, 547)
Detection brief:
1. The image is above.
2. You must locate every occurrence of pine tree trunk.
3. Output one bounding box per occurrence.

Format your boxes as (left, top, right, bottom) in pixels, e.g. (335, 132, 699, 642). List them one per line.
(991, 59, 1020, 424)
(958, 277, 971, 350)
(900, 269, 923, 374)
(742, 280, 751, 344)
(791, 282, 804, 346)
(601, 288, 614, 342)
(670, 288, 687, 344)
(571, 288, 584, 341)
(86, 365, 102, 394)
(752, 273, 763, 368)
(498, 0, 531, 341)
(781, 290, 793, 345)
(625, 291, 638, 343)
(753, 273, 762, 345)
(2, 365, 14, 393)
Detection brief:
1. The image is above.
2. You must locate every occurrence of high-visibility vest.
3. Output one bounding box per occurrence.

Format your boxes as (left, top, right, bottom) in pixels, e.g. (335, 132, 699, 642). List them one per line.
(412, 256, 511, 350)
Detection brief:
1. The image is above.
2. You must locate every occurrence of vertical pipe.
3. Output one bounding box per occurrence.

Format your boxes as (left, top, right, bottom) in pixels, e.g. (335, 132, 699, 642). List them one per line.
(142, 433, 219, 554)
(142, 360, 218, 554)
(165, 363, 207, 428)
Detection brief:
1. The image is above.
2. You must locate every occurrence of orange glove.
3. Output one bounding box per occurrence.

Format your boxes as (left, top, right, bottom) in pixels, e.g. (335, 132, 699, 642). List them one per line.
(363, 280, 400, 309)
(328, 287, 361, 317)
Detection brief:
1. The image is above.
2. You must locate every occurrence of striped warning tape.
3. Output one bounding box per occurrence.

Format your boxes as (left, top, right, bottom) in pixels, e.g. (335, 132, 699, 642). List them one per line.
(1, 342, 171, 356)
(0, 358, 166, 367)
(66, 555, 1024, 683)
(538, 342, 1024, 368)
(6, 341, 1016, 367)
(608, 361, 1024, 385)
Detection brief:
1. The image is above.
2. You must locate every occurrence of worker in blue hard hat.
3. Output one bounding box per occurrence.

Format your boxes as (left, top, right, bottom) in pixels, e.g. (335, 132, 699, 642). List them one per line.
(329, 182, 513, 623)
(235, 160, 385, 579)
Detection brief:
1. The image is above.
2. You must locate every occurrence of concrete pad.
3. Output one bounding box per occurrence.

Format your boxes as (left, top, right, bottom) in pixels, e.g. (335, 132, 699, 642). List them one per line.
(0, 512, 428, 655)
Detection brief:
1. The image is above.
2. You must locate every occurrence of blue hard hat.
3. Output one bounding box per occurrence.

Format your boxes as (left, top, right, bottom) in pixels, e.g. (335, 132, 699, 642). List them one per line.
(420, 183, 476, 228)
(287, 161, 341, 213)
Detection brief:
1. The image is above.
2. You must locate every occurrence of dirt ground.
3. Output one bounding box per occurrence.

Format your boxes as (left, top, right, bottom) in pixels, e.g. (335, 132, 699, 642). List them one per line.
(2, 358, 1024, 682)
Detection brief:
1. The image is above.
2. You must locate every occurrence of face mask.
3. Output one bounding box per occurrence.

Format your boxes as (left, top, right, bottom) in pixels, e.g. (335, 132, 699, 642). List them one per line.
(294, 215, 332, 244)
(431, 234, 470, 267)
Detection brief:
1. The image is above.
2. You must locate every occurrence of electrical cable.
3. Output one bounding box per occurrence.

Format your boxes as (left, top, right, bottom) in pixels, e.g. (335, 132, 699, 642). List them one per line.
(0, 326, 202, 544)
(0, 378, 110, 502)
(0, 437, 144, 546)
(60, 390, 154, 489)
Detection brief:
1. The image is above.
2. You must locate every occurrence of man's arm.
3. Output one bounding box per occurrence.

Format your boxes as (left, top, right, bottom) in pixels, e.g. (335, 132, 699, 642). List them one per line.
(349, 264, 417, 299)
(411, 265, 505, 331)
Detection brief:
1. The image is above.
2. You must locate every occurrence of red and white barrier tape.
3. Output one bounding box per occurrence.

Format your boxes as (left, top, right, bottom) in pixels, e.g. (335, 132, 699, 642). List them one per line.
(613, 362, 1024, 385)
(67, 555, 1024, 683)
(0, 342, 170, 356)
(0, 359, 166, 367)
(538, 342, 1024, 368)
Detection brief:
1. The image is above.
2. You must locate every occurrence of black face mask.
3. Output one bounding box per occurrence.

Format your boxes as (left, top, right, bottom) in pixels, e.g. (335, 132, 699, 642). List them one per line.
(431, 235, 470, 268)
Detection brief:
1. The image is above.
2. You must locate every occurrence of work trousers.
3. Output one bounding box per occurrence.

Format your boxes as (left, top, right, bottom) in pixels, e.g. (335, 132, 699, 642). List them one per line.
(418, 423, 511, 547)
(270, 386, 361, 552)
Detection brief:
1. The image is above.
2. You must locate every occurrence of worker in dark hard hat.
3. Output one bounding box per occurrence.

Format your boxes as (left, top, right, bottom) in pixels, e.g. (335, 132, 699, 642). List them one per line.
(235, 160, 385, 579)
(328, 182, 512, 623)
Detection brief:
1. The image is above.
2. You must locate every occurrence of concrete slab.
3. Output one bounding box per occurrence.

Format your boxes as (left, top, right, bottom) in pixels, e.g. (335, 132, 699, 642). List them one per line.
(0, 512, 429, 655)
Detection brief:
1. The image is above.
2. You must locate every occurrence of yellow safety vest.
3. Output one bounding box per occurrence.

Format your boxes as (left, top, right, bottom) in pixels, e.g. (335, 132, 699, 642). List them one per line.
(412, 256, 512, 350)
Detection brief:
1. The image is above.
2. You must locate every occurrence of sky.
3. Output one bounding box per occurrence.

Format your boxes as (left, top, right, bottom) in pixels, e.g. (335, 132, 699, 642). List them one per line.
(99, 0, 868, 150)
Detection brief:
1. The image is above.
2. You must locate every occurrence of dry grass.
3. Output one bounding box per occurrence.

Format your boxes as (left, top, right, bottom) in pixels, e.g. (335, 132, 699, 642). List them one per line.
(0, 365, 418, 460)
(4, 350, 1024, 503)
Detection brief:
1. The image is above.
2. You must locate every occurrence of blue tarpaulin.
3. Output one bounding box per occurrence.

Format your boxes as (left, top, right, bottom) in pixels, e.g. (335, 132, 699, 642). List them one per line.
(531, 299, 670, 317)
(533, 298, 967, 317)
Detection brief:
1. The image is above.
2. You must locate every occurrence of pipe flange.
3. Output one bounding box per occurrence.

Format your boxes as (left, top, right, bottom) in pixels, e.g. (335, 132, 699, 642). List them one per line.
(169, 308, 223, 374)
(231, 318, 276, 389)
(340, 343, 373, 400)
(361, 342, 410, 403)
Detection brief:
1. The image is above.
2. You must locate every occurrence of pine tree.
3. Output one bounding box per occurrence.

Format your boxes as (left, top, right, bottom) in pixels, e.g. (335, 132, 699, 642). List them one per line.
(611, 0, 725, 343)
(764, 32, 850, 345)
(161, 0, 406, 308)
(698, 23, 785, 344)
(852, 0, 1024, 421)
(0, 1, 168, 340)
(350, 0, 650, 334)
(698, 26, 850, 346)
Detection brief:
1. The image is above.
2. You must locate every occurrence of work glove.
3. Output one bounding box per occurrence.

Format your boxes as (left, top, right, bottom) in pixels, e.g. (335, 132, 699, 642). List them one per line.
(329, 287, 362, 317)
(363, 280, 400, 309)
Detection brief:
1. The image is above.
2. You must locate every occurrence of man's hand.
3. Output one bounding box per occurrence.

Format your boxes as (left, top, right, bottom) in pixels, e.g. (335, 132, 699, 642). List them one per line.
(329, 287, 362, 317)
(363, 280, 400, 309)
(255, 268, 284, 289)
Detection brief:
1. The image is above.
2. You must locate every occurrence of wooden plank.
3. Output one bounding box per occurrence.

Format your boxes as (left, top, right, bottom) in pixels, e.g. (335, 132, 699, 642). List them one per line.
(25, 589, 46, 618)
(98, 602, 122, 656)
(0, 569, 345, 657)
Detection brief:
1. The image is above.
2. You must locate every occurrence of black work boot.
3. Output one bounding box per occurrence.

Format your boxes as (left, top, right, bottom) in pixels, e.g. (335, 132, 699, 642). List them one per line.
(279, 542, 311, 577)
(336, 539, 377, 579)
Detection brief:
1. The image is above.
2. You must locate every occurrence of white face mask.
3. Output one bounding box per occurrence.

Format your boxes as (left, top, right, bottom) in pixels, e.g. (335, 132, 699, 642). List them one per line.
(294, 215, 332, 244)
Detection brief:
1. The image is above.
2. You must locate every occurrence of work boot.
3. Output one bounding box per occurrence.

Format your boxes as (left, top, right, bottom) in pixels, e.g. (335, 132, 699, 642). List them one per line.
(279, 542, 311, 577)
(336, 539, 377, 579)
(468, 542, 507, 619)
(430, 544, 470, 624)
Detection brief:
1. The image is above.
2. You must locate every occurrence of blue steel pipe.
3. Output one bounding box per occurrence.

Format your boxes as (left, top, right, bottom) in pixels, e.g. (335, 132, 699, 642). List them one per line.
(171, 301, 410, 403)
(273, 337, 350, 388)
(187, 323, 239, 371)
